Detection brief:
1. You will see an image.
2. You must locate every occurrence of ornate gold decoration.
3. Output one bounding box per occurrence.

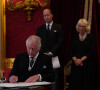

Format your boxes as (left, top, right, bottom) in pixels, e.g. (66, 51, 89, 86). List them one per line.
(84, 0, 93, 33)
(1, 0, 6, 77)
(4, 58, 15, 69)
(98, 0, 100, 3)
(7, 0, 49, 21)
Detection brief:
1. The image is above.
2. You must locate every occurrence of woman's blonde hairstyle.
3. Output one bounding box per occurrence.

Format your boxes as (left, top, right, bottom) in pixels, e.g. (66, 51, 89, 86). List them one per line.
(76, 18, 91, 34)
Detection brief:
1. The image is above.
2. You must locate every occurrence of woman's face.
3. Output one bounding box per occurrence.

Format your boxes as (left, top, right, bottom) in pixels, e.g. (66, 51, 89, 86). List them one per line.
(78, 24, 86, 34)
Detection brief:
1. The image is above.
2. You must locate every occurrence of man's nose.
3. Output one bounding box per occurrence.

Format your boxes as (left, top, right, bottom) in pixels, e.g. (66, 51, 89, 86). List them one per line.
(30, 49, 33, 53)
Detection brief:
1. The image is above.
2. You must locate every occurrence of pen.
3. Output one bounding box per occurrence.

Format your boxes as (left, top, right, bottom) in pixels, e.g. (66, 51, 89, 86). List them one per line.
(12, 76, 18, 82)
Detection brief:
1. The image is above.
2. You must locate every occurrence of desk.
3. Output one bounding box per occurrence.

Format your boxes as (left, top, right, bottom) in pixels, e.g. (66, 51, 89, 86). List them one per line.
(0, 85, 51, 90)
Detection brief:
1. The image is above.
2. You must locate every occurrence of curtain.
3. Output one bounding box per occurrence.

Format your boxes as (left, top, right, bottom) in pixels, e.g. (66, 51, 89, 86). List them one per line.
(6, 0, 51, 58)
(50, 0, 100, 88)
(50, 0, 84, 90)
(92, 0, 100, 88)
(6, 7, 45, 57)
(50, 0, 84, 66)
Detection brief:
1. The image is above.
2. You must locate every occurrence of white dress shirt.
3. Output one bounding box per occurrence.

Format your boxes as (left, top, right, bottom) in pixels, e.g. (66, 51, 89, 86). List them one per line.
(46, 21, 53, 31)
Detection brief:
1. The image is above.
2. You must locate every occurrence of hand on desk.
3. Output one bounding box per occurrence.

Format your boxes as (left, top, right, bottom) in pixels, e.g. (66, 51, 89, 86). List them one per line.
(25, 75, 39, 83)
(9, 75, 18, 83)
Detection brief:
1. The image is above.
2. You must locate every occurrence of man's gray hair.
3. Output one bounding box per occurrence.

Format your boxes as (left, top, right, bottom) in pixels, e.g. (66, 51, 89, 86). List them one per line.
(26, 35, 41, 49)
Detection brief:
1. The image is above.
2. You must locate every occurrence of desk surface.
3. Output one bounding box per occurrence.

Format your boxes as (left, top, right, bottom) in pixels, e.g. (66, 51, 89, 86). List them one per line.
(0, 85, 50, 90)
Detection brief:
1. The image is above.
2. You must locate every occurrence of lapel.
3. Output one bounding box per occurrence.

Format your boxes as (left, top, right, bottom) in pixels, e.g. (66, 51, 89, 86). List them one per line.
(43, 24, 48, 43)
(43, 23, 57, 43)
(49, 23, 56, 39)
(44, 24, 47, 36)
(24, 53, 30, 69)
(20, 52, 29, 71)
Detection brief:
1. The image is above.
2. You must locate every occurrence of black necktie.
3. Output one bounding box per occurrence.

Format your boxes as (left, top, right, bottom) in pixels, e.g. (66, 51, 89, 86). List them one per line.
(47, 24, 50, 31)
(46, 24, 50, 36)
(30, 58, 34, 68)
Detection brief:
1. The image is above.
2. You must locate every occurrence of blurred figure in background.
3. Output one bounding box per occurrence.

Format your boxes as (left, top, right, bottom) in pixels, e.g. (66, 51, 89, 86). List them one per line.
(68, 19, 96, 90)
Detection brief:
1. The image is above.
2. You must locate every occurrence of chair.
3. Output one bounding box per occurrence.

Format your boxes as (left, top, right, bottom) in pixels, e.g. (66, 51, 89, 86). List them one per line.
(64, 60, 72, 90)
(3, 58, 15, 82)
(3, 67, 12, 82)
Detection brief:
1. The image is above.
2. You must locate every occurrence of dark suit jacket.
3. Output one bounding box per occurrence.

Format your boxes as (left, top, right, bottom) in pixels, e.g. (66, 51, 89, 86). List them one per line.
(36, 23, 63, 57)
(9, 52, 55, 82)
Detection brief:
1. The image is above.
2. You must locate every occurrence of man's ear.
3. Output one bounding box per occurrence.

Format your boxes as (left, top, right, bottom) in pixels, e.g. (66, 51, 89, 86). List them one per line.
(39, 46, 42, 50)
(52, 14, 53, 18)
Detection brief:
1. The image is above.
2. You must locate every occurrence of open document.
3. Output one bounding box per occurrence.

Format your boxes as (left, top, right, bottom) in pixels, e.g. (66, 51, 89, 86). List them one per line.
(0, 81, 52, 88)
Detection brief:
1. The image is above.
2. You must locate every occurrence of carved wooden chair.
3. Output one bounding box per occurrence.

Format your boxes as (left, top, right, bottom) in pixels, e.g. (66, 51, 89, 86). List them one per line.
(3, 58, 15, 82)
(64, 60, 72, 90)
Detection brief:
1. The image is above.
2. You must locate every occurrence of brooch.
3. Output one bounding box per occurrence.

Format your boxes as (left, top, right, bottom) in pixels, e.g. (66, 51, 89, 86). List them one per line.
(54, 30, 57, 32)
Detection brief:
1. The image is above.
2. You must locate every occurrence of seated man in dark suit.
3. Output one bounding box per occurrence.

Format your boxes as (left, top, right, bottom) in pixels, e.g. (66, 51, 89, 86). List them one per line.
(9, 35, 55, 83)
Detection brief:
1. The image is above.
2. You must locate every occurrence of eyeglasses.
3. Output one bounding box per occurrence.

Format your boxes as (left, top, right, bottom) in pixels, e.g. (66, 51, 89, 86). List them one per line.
(78, 25, 86, 28)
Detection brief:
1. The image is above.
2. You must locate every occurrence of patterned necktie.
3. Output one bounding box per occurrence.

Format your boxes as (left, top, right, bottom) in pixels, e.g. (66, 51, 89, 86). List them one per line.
(30, 57, 34, 68)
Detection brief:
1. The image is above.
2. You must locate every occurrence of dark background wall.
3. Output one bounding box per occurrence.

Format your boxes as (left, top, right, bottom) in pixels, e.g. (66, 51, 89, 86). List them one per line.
(50, 0, 100, 89)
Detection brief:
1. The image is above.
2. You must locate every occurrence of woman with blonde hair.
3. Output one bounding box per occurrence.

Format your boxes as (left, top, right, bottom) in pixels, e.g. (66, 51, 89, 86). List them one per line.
(76, 19, 91, 41)
(68, 19, 96, 90)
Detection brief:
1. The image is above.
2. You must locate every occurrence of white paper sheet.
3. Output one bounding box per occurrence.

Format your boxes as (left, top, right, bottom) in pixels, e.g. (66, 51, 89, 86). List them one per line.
(52, 56, 60, 68)
(0, 81, 52, 88)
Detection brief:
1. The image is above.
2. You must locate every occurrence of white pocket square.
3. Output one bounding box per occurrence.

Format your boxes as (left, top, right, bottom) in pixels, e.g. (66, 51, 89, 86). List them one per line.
(54, 30, 57, 32)
(43, 65, 47, 69)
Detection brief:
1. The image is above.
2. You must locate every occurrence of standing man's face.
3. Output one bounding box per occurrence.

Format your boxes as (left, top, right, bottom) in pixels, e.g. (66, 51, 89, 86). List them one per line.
(26, 42, 39, 57)
(43, 9, 53, 23)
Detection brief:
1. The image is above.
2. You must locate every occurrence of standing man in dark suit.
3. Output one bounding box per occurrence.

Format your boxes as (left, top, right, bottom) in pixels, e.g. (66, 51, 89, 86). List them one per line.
(9, 35, 55, 83)
(36, 9, 63, 90)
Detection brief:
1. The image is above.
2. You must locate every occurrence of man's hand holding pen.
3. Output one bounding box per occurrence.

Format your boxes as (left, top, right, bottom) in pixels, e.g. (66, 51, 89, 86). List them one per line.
(9, 75, 18, 83)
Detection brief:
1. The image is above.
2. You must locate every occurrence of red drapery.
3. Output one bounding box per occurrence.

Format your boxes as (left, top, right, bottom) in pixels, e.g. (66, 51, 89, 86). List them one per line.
(6, 0, 50, 58)
(5, 0, 50, 82)
(6, 8, 44, 57)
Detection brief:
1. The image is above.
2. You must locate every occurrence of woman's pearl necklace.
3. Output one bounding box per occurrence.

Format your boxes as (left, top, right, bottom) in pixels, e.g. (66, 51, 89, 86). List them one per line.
(79, 33, 87, 41)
